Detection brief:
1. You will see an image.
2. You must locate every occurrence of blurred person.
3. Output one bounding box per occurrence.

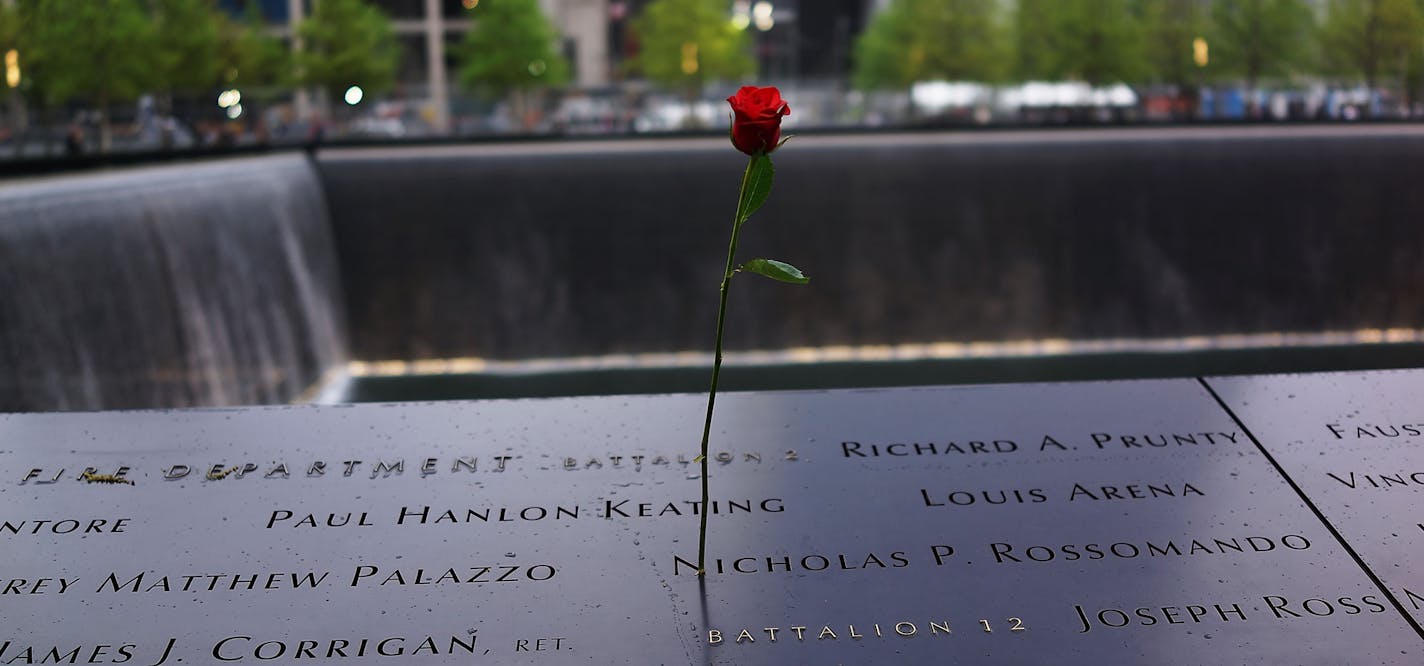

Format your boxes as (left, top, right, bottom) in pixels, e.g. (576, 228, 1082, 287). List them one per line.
(305, 116, 326, 152)
(199, 121, 220, 148)
(64, 123, 84, 158)
(160, 117, 177, 152)
(216, 123, 238, 150)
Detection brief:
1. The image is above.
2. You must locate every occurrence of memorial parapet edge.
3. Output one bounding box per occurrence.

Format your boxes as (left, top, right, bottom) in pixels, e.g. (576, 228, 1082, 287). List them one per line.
(3, 375, 1423, 664)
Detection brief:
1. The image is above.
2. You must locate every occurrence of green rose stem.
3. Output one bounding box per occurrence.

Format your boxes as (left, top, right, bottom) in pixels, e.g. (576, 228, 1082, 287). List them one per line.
(696, 152, 807, 575)
(696, 157, 752, 576)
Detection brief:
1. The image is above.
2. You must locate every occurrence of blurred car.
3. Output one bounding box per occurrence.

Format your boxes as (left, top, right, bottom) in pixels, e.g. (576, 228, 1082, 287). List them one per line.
(632, 97, 720, 133)
(348, 116, 407, 139)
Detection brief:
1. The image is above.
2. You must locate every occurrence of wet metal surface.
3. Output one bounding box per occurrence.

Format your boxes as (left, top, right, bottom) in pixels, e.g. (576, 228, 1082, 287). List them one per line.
(1209, 370, 1424, 629)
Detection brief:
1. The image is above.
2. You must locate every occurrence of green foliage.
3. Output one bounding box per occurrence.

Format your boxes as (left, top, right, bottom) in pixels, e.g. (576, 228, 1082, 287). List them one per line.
(0, 5, 13, 39)
(854, 2, 917, 88)
(218, 0, 292, 92)
(1016, 0, 1146, 86)
(1012, 0, 1056, 80)
(0, 3, 19, 100)
(1142, 0, 1207, 87)
(632, 0, 753, 92)
(457, 0, 569, 99)
(0, 3, 18, 55)
(296, 0, 399, 97)
(1403, 0, 1424, 103)
(150, 0, 222, 96)
(1321, 0, 1424, 88)
(854, 0, 1008, 89)
(25, 0, 158, 107)
(735, 154, 772, 225)
(1208, 0, 1315, 88)
(1059, 0, 1144, 85)
(740, 258, 808, 284)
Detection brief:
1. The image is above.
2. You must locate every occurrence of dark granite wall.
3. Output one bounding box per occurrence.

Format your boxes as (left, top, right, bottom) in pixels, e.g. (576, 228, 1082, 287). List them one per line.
(316, 128, 1424, 362)
(0, 155, 348, 412)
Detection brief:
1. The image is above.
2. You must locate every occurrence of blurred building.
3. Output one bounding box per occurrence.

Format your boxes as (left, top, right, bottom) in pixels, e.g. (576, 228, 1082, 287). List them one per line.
(223, 0, 871, 129)
(612, 0, 870, 81)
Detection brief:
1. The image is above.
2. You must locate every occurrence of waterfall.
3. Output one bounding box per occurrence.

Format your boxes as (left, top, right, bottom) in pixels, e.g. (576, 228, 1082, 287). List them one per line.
(0, 154, 348, 412)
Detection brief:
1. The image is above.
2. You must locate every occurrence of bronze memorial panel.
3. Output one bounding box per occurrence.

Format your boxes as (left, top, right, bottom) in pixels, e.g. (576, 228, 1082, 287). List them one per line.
(3, 376, 1422, 663)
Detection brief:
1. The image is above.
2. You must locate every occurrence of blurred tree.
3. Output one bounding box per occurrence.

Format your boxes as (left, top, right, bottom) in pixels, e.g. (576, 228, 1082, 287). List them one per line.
(854, 0, 1008, 90)
(296, 0, 399, 106)
(26, 0, 159, 152)
(1208, 0, 1315, 91)
(456, 0, 569, 129)
(1403, 0, 1424, 108)
(1012, 0, 1058, 80)
(1013, 0, 1145, 85)
(1321, 0, 1424, 92)
(0, 2, 24, 141)
(632, 0, 753, 102)
(148, 0, 222, 150)
(1142, 0, 1207, 89)
(0, 2, 18, 91)
(1048, 0, 1147, 85)
(149, 0, 222, 100)
(218, 0, 292, 93)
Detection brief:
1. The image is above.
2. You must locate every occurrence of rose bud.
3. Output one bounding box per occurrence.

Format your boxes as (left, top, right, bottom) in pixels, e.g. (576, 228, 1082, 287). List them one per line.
(726, 86, 791, 156)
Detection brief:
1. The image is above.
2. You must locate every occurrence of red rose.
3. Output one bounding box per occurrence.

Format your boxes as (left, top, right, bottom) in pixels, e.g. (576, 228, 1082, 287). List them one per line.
(726, 86, 790, 156)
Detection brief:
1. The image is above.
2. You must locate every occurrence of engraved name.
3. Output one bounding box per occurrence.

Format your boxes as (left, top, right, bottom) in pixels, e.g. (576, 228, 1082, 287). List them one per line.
(919, 481, 1204, 507)
(1326, 422, 1424, 440)
(1073, 594, 1387, 633)
(841, 432, 1240, 459)
(1325, 471, 1424, 490)
(990, 534, 1312, 564)
(1, 517, 129, 535)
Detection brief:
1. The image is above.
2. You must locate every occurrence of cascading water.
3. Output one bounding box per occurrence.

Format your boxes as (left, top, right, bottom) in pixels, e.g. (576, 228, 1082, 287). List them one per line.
(0, 154, 348, 412)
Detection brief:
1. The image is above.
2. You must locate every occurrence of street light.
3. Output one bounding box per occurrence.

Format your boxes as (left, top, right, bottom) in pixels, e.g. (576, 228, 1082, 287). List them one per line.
(1192, 37, 1209, 120)
(731, 0, 749, 30)
(4, 49, 19, 89)
(681, 42, 699, 75)
(753, 1, 774, 31)
(217, 89, 241, 109)
(344, 85, 364, 106)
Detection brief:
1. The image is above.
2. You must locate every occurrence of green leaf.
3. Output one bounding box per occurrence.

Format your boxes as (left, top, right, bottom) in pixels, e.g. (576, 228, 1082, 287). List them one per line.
(735, 154, 774, 225)
(740, 258, 809, 285)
